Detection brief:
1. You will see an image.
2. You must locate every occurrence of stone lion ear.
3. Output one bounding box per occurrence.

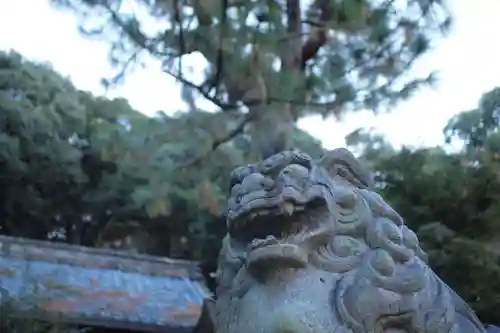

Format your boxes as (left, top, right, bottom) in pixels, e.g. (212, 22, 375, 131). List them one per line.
(318, 147, 375, 189)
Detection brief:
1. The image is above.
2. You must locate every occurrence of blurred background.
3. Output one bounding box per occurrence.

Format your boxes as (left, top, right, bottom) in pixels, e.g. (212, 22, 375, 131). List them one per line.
(1, 0, 500, 329)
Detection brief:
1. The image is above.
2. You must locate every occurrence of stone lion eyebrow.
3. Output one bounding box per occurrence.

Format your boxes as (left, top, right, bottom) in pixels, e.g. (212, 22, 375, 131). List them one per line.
(325, 148, 374, 189)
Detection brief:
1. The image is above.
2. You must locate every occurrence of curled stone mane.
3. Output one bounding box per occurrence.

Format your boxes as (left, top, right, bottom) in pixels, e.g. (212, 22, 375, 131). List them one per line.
(215, 149, 487, 333)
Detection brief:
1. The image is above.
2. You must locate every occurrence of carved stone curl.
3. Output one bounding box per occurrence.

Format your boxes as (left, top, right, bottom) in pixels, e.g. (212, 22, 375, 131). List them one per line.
(215, 148, 487, 333)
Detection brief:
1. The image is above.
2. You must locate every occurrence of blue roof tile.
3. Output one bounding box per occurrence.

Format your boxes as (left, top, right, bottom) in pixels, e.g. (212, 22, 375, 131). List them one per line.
(0, 235, 211, 333)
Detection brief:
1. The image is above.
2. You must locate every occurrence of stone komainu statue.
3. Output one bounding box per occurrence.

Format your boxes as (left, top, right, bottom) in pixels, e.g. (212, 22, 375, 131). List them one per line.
(214, 148, 495, 333)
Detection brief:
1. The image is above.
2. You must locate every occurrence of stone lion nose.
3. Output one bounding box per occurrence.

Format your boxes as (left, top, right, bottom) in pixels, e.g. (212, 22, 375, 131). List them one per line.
(240, 173, 274, 194)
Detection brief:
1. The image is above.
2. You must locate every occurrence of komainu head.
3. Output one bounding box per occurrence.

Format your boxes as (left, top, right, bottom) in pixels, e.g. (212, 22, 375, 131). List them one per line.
(215, 148, 486, 333)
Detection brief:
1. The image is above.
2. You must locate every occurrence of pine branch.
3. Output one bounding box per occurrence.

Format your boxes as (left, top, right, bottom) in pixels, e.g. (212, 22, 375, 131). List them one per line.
(300, 0, 334, 68)
(176, 112, 255, 168)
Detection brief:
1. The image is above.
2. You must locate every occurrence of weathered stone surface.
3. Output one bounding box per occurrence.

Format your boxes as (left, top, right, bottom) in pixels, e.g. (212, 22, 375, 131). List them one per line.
(0, 235, 209, 333)
(215, 148, 487, 333)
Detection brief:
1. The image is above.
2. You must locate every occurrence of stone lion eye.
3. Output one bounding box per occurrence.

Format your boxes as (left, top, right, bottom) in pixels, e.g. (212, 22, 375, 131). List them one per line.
(337, 166, 348, 177)
(291, 153, 312, 169)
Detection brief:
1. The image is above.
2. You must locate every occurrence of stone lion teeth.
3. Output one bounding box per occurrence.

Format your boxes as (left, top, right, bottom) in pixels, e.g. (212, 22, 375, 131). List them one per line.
(283, 202, 295, 215)
(249, 236, 278, 250)
(295, 205, 305, 212)
(251, 239, 264, 247)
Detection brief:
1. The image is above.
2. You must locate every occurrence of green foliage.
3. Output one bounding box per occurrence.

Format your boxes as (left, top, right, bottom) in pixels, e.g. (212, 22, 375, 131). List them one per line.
(50, 0, 450, 155)
(0, 51, 87, 239)
(0, 50, 323, 261)
(445, 87, 500, 156)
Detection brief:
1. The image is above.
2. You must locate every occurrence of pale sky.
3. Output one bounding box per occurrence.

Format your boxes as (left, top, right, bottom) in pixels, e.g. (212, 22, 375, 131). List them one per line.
(1, 0, 499, 150)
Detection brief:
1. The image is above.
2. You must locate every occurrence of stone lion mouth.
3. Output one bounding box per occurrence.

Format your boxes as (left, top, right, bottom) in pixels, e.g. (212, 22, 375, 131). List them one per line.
(227, 194, 327, 276)
(228, 196, 326, 243)
(226, 182, 331, 275)
(375, 313, 414, 333)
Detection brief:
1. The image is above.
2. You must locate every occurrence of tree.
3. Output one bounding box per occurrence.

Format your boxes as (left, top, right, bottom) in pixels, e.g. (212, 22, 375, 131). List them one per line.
(0, 51, 88, 240)
(0, 49, 323, 264)
(51, 0, 451, 159)
(444, 87, 500, 156)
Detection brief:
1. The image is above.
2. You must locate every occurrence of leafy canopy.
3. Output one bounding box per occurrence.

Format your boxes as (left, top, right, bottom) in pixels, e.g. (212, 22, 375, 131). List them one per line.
(0, 50, 323, 258)
(50, 0, 451, 157)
